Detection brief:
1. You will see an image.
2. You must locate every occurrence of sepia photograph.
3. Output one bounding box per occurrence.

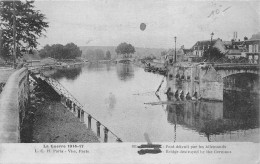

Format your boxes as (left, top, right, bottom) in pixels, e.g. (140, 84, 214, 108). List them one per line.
(0, 0, 259, 163)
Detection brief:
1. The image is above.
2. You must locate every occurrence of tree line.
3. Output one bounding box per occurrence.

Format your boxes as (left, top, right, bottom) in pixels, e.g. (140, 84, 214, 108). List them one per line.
(39, 43, 82, 59)
(84, 49, 111, 61)
(83, 42, 135, 61)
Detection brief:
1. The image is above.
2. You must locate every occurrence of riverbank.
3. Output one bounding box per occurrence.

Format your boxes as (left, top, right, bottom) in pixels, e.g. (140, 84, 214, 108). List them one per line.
(34, 101, 99, 143)
(21, 96, 99, 143)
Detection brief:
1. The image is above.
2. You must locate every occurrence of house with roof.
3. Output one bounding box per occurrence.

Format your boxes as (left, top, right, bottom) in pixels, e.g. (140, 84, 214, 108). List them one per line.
(190, 36, 259, 63)
(217, 37, 259, 62)
(239, 39, 260, 63)
(165, 47, 186, 64)
(191, 38, 223, 57)
(165, 32, 259, 64)
(220, 40, 244, 59)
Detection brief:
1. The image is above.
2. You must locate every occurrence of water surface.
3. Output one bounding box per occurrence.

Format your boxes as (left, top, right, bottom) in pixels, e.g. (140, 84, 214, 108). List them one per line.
(52, 63, 259, 142)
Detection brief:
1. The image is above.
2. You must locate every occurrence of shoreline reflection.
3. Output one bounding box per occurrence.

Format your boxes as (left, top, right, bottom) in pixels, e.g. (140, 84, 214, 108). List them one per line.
(50, 66, 82, 80)
(166, 91, 259, 142)
(116, 63, 134, 81)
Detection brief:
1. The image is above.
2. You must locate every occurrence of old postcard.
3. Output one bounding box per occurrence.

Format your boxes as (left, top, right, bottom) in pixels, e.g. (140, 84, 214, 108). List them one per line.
(0, 0, 259, 163)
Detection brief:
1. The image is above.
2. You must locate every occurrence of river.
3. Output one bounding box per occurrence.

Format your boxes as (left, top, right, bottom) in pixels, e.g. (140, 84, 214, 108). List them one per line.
(50, 62, 259, 142)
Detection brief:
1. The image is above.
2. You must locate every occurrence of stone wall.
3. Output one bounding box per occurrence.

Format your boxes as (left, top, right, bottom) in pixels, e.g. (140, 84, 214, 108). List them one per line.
(0, 67, 29, 143)
(199, 65, 223, 100)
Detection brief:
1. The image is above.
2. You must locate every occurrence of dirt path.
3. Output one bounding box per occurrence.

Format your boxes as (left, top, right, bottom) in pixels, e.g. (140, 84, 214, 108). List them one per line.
(32, 101, 99, 143)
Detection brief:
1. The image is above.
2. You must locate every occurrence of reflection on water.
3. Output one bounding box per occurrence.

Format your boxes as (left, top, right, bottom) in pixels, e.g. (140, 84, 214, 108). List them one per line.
(51, 66, 82, 80)
(105, 92, 117, 110)
(116, 63, 134, 81)
(166, 91, 259, 142)
(84, 62, 113, 72)
(53, 63, 259, 142)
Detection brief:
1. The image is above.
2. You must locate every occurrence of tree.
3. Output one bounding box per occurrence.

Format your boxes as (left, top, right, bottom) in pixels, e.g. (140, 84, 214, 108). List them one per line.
(105, 50, 111, 60)
(202, 47, 224, 62)
(115, 42, 135, 56)
(50, 44, 64, 59)
(38, 43, 82, 59)
(64, 43, 82, 59)
(38, 44, 51, 58)
(0, 0, 48, 59)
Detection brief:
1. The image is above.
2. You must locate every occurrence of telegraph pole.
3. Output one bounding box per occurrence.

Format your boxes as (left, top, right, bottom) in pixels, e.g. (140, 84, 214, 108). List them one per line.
(209, 32, 214, 62)
(12, 0, 16, 68)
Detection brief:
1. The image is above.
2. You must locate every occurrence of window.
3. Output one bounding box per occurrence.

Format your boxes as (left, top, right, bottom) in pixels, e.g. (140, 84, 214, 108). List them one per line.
(254, 44, 259, 53)
(254, 55, 258, 64)
(181, 74, 185, 80)
(255, 55, 259, 60)
(249, 45, 253, 52)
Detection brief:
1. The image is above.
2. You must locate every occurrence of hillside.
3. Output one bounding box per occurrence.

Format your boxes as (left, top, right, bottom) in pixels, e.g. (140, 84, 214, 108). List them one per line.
(80, 46, 167, 60)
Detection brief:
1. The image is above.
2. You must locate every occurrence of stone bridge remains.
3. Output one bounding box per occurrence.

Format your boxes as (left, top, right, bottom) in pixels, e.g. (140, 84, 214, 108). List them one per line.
(166, 63, 259, 101)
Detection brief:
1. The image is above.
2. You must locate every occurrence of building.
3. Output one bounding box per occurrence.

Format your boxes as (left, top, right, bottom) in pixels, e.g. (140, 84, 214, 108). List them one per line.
(241, 39, 260, 63)
(182, 48, 197, 62)
(167, 32, 259, 64)
(191, 38, 222, 57)
(221, 37, 260, 63)
(221, 41, 244, 59)
(190, 35, 260, 63)
(165, 48, 185, 64)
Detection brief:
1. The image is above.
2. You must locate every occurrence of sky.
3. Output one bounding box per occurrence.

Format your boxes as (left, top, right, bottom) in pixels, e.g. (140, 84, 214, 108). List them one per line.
(34, 0, 260, 49)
